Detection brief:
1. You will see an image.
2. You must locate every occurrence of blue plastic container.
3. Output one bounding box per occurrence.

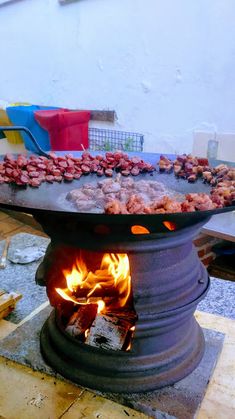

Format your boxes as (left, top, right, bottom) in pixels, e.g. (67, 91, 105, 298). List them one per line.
(6, 105, 59, 152)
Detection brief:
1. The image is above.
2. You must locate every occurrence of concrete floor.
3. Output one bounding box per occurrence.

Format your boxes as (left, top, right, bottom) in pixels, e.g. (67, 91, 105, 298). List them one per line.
(0, 211, 234, 419)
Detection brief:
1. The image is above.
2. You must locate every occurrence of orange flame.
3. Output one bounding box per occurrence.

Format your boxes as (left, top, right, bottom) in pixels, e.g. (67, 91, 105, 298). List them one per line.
(56, 253, 131, 313)
(163, 221, 177, 231)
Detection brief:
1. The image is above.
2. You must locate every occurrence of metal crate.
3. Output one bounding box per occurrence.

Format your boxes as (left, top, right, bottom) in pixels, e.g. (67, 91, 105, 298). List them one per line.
(88, 128, 144, 152)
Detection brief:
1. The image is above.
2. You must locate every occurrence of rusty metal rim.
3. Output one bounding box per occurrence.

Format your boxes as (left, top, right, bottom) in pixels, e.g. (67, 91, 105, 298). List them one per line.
(44, 311, 201, 366)
(40, 313, 205, 393)
(135, 274, 210, 321)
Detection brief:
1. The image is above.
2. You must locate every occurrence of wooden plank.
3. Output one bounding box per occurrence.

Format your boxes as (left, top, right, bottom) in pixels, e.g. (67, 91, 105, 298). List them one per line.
(0, 291, 22, 319)
(0, 219, 23, 238)
(0, 319, 17, 340)
(1, 210, 44, 233)
(0, 357, 83, 419)
(18, 226, 47, 237)
(0, 291, 22, 310)
(0, 212, 10, 221)
(62, 390, 149, 419)
(7, 225, 47, 238)
(0, 306, 15, 320)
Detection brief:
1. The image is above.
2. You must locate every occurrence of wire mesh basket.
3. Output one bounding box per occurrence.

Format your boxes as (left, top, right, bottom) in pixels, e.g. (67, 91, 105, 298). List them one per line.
(88, 128, 144, 152)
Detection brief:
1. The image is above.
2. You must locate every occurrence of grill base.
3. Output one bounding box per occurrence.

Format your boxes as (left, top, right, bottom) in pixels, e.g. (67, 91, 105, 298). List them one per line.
(38, 219, 210, 392)
(40, 309, 205, 393)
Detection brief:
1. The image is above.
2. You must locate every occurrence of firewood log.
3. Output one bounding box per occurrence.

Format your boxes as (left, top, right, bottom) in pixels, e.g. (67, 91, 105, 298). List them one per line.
(106, 308, 137, 327)
(85, 314, 130, 351)
(65, 304, 97, 337)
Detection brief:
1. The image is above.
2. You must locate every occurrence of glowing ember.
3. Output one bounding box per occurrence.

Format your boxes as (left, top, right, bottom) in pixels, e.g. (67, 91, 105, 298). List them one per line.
(131, 225, 150, 235)
(126, 326, 136, 351)
(163, 221, 177, 231)
(56, 253, 131, 312)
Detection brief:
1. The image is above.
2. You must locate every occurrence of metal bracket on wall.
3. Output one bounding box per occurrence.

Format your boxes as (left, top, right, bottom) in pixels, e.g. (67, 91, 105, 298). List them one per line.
(0, 0, 23, 6)
(89, 110, 117, 123)
(72, 110, 116, 123)
(58, 0, 80, 5)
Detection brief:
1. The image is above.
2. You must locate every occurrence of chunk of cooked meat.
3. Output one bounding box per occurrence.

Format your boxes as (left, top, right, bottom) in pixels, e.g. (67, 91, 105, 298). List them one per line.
(164, 198, 182, 213)
(104, 192, 217, 214)
(66, 177, 174, 213)
(75, 200, 97, 211)
(102, 181, 121, 194)
(185, 193, 217, 211)
(105, 200, 129, 214)
(67, 161, 234, 215)
(67, 190, 88, 201)
(126, 195, 146, 214)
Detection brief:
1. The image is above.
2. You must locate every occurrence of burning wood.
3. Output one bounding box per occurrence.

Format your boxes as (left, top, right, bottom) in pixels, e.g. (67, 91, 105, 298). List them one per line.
(55, 252, 131, 311)
(65, 304, 97, 337)
(64, 303, 136, 350)
(107, 308, 138, 327)
(56, 250, 137, 349)
(56, 287, 120, 306)
(85, 314, 131, 351)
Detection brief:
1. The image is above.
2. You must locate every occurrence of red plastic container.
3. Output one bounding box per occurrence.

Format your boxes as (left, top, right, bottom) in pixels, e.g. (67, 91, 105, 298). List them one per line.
(34, 109, 90, 151)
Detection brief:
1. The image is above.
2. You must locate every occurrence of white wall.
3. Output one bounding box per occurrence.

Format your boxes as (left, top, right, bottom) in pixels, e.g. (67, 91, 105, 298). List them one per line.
(0, 137, 26, 154)
(1, 0, 235, 153)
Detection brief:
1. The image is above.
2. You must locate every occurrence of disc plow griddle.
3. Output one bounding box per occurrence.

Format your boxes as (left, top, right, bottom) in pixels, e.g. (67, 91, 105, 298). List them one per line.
(0, 151, 234, 233)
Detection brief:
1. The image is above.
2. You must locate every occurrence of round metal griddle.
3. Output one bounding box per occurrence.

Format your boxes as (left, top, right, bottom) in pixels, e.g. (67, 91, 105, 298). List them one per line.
(0, 152, 234, 231)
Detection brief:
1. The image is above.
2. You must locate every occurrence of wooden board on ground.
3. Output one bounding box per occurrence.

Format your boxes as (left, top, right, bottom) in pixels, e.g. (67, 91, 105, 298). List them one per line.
(0, 289, 22, 320)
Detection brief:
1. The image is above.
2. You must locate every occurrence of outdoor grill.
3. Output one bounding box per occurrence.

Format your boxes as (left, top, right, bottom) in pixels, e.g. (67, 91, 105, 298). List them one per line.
(0, 150, 234, 393)
(36, 213, 209, 393)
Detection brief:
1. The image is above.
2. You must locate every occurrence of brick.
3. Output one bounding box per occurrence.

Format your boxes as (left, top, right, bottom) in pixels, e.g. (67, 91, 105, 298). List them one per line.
(204, 244, 215, 255)
(201, 253, 215, 267)
(198, 249, 205, 258)
(197, 244, 213, 256)
(193, 234, 214, 247)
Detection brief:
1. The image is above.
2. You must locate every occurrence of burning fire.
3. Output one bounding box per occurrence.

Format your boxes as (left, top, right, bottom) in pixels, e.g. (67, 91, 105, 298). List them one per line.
(56, 253, 131, 313)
